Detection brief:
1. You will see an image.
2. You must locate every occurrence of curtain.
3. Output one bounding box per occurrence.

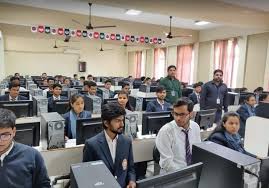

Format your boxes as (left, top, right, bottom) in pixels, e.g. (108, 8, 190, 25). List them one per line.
(153, 48, 166, 78)
(134, 51, 142, 78)
(214, 38, 238, 87)
(176, 44, 194, 83)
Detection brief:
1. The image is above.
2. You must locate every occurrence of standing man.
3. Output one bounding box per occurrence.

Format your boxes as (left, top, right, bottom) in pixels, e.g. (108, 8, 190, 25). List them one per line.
(83, 103, 136, 188)
(159, 65, 182, 105)
(0, 108, 51, 187)
(0, 82, 27, 101)
(156, 98, 201, 173)
(200, 69, 228, 123)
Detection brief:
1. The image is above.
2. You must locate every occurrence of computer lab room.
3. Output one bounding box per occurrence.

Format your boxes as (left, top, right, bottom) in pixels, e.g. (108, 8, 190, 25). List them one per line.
(0, 0, 269, 188)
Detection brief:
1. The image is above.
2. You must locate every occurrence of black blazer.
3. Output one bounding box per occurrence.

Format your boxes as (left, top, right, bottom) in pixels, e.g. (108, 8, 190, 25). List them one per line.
(83, 131, 136, 187)
(0, 94, 27, 101)
(188, 92, 199, 105)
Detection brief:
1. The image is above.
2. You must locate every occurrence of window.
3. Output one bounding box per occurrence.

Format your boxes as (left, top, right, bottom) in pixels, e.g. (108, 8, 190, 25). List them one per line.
(134, 51, 146, 78)
(176, 44, 194, 84)
(154, 48, 166, 79)
(214, 38, 239, 87)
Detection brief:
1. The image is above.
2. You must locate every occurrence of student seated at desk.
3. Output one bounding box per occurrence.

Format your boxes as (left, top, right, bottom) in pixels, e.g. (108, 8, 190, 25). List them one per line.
(114, 82, 130, 98)
(63, 77, 71, 88)
(117, 90, 134, 112)
(48, 83, 68, 112)
(146, 86, 171, 112)
(84, 81, 98, 97)
(0, 82, 27, 101)
(4, 77, 27, 92)
(43, 77, 55, 97)
(188, 82, 202, 105)
(143, 77, 151, 86)
(104, 79, 115, 98)
(236, 94, 256, 138)
(208, 112, 256, 158)
(156, 97, 201, 173)
(0, 108, 51, 188)
(63, 94, 91, 139)
(83, 103, 136, 188)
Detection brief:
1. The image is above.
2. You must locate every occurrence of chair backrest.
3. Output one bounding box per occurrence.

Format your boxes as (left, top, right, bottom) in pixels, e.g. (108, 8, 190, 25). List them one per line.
(153, 145, 160, 164)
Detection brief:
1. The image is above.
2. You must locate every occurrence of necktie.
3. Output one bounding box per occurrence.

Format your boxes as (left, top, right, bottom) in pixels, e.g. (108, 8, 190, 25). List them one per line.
(182, 129, 192, 165)
(197, 94, 200, 103)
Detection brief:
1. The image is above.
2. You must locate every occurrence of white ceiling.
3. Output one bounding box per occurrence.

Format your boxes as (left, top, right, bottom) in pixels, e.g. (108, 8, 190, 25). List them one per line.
(218, 0, 269, 12)
(0, 0, 220, 30)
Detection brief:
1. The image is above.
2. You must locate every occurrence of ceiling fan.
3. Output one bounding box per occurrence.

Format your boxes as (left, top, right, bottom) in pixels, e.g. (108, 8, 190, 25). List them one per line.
(72, 3, 116, 30)
(99, 44, 113, 52)
(53, 40, 68, 49)
(165, 16, 192, 39)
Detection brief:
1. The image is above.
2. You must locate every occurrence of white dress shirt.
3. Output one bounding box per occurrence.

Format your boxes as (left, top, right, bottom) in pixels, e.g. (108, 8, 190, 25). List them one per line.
(157, 98, 165, 110)
(104, 130, 118, 163)
(0, 141, 14, 166)
(53, 95, 61, 100)
(156, 120, 201, 173)
(9, 95, 18, 101)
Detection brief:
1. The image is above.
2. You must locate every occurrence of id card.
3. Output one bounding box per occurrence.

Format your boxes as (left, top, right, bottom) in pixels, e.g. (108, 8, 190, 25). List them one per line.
(216, 98, 220, 104)
(171, 90, 176, 96)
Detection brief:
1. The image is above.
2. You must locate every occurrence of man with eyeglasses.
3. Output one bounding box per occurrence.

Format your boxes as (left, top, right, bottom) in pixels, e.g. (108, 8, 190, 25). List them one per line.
(156, 97, 201, 173)
(200, 69, 228, 123)
(0, 108, 51, 188)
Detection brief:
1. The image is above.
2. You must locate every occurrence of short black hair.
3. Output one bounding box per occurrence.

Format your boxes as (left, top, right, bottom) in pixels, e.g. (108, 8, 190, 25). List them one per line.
(156, 86, 166, 93)
(52, 83, 62, 89)
(145, 77, 151, 81)
(105, 79, 112, 84)
(141, 76, 146, 81)
(173, 97, 194, 112)
(47, 77, 55, 82)
(213, 69, 223, 75)
(101, 103, 126, 129)
(87, 74, 93, 78)
(84, 81, 97, 88)
(73, 74, 77, 77)
(80, 76, 85, 80)
(193, 82, 202, 88)
(0, 108, 16, 129)
(8, 82, 20, 90)
(122, 82, 130, 89)
(245, 94, 255, 101)
(259, 93, 269, 102)
(10, 76, 20, 82)
(167, 65, 177, 72)
(254, 87, 264, 93)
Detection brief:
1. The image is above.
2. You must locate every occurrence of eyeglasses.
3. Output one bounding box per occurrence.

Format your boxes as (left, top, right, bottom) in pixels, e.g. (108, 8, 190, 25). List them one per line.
(0, 133, 12, 141)
(172, 112, 190, 118)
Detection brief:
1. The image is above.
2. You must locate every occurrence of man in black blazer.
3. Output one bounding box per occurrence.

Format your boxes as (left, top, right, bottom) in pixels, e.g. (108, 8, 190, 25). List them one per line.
(83, 103, 136, 188)
(0, 82, 27, 101)
(188, 82, 202, 105)
(47, 83, 68, 112)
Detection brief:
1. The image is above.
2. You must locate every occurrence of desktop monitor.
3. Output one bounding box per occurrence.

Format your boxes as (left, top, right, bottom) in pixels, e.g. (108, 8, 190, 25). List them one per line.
(260, 157, 269, 188)
(255, 102, 269, 119)
(103, 98, 118, 105)
(15, 122, 40, 146)
(79, 90, 88, 95)
(238, 92, 254, 104)
(182, 88, 194, 97)
(76, 117, 103, 145)
(142, 111, 173, 135)
(133, 79, 142, 89)
(47, 91, 69, 98)
(5, 91, 30, 100)
(136, 162, 203, 188)
(194, 109, 217, 129)
(0, 100, 33, 118)
(52, 100, 70, 115)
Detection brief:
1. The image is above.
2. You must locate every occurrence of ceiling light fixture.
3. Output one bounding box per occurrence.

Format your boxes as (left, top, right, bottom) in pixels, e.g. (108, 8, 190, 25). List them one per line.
(125, 9, 142, 16)
(195, 21, 210, 26)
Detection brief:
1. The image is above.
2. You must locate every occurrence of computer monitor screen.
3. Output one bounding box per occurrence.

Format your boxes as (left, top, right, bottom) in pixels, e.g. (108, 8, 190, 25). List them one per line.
(72, 85, 83, 91)
(79, 90, 88, 95)
(194, 109, 217, 129)
(255, 102, 269, 119)
(47, 91, 69, 98)
(5, 91, 30, 100)
(142, 111, 173, 135)
(239, 92, 254, 104)
(83, 96, 93, 112)
(76, 117, 103, 145)
(136, 162, 203, 188)
(52, 100, 69, 115)
(150, 86, 158, 92)
(182, 88, 194, 97)
(0, 100, 33, 118)
(15, 122, 40, 146)
(103, 98, 118, 105)
(133, 80, 142, 89)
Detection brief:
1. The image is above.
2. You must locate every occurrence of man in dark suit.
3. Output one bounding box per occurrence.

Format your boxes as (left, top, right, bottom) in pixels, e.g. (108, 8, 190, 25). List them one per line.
(47, 83, 68, 112)
(188, 82, 202, 105)
(0, 82, 27, 101)
(146, 86, 171, 112)
(83, 103, 136, 188)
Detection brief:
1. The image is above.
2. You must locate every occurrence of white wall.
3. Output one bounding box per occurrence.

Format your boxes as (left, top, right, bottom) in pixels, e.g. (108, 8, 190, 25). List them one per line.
(4, 36, 128, 77)
(0, 31, 5, 80)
